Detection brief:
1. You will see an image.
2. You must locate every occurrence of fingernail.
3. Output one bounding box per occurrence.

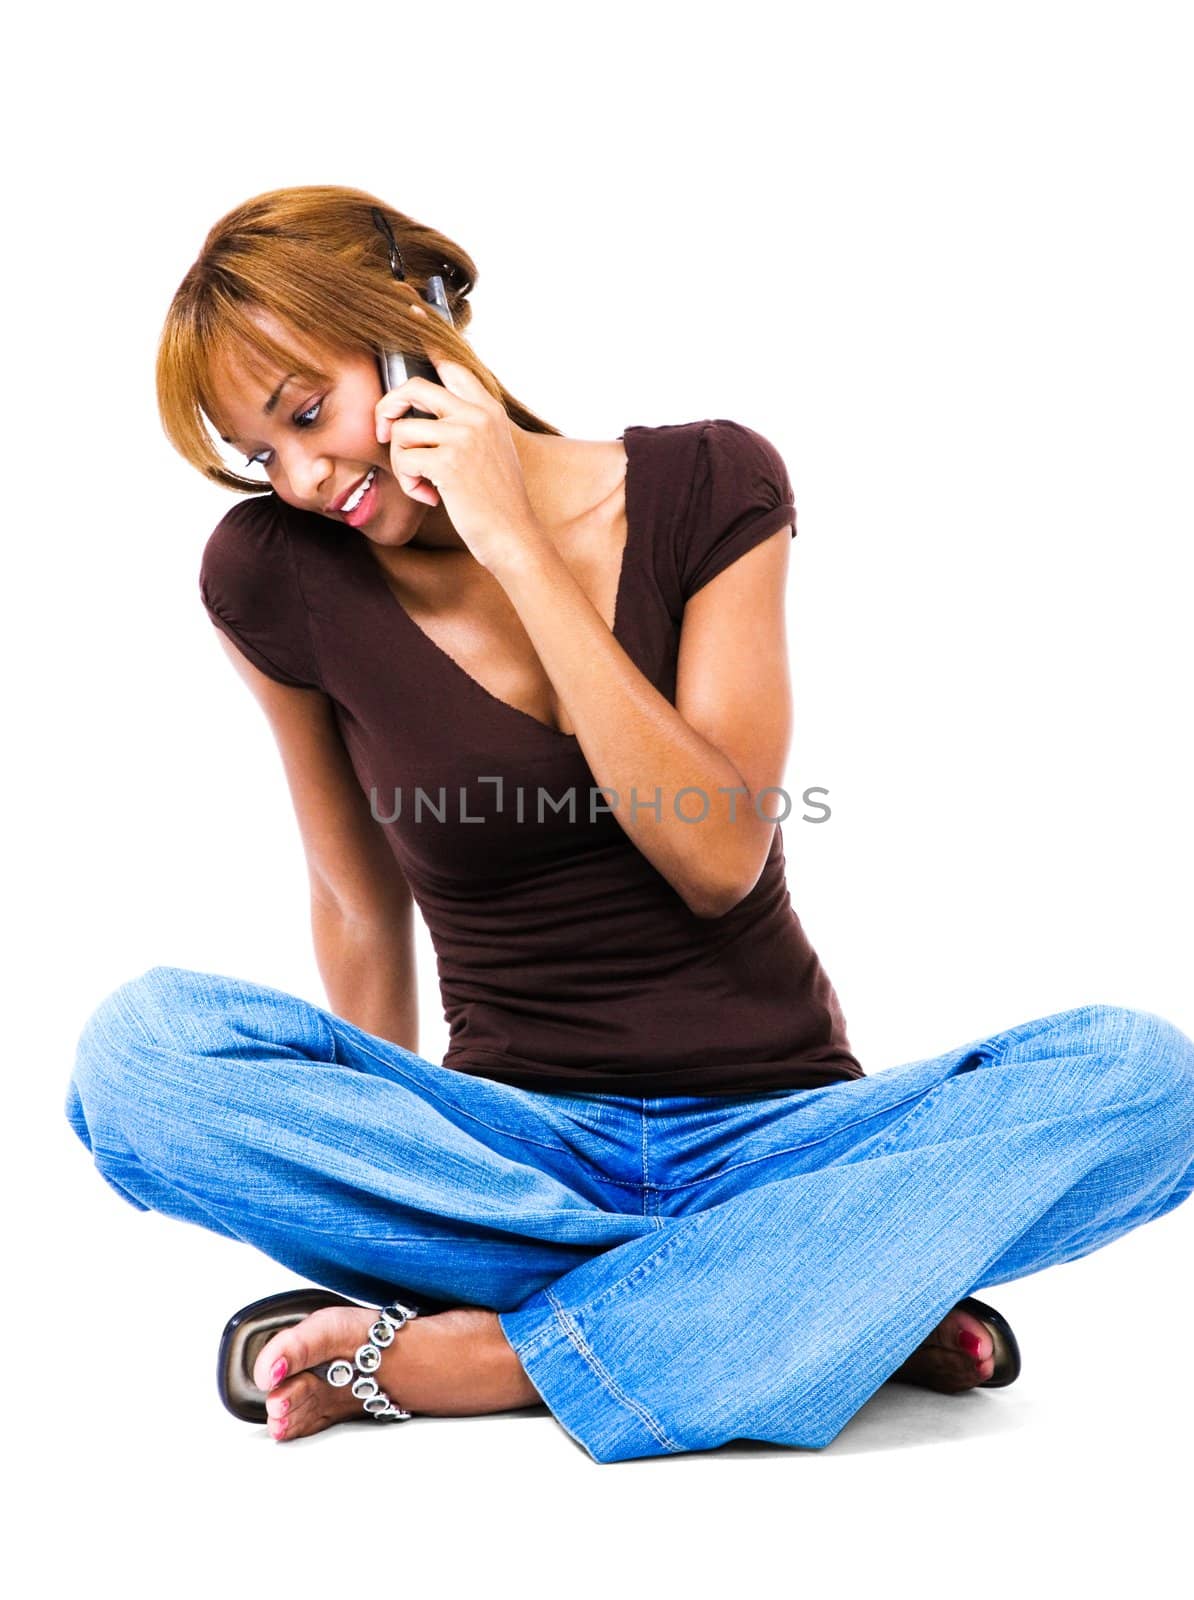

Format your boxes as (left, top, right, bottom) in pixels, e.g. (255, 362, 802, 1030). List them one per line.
(270, 1357, 288, 1386)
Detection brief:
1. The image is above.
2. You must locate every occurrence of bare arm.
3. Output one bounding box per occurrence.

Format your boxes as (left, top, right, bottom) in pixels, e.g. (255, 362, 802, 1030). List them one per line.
(309, 897, 419, 1055)
(213, 630, 421, 1052)
(491, 523, 794, 918)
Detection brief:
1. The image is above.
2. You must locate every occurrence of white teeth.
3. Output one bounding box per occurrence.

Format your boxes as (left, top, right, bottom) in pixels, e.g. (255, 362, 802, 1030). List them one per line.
(341, 467, 376, 513)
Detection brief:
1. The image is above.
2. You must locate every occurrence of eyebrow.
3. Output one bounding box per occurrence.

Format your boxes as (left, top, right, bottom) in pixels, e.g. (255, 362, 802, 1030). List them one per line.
(217, 372, 297, 446)
(264, 373, 297, 415)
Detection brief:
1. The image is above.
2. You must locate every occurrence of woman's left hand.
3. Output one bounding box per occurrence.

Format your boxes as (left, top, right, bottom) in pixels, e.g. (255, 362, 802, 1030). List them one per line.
(376, 355, 546, 573)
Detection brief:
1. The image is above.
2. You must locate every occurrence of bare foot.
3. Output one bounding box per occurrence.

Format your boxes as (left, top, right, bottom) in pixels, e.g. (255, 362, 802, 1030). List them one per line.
(887, 1304, 997, 1393)
(251, 1305, 542, 1442)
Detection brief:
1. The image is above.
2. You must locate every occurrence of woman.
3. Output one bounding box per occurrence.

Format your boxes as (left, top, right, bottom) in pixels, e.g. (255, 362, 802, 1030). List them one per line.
(65, 185, 1194, 1463)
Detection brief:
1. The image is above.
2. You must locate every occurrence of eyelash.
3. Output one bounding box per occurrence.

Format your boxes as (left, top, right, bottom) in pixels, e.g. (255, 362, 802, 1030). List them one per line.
(244, 399, 323, 468)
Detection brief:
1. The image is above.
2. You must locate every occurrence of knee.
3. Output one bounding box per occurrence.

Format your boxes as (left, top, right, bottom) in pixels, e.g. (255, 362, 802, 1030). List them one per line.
(68, 966, 228, 1126)
(65, 970, 224, 1213)
(1081, 1004, 1194, 1122)
(68, 967, 168, 1125)
(81, 963, 330, 1057)
(65, 969, 167, 1170)
(94, 964, 224, 1047)
(73, 965, 199, 1070)
(69, 963, 335, 1117)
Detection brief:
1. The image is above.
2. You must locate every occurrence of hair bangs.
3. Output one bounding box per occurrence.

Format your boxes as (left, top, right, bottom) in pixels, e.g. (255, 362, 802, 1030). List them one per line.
(159, 285, 336, 493)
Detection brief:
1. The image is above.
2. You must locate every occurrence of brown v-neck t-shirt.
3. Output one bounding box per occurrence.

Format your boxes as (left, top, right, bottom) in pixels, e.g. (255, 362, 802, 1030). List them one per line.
(199, 417, 864, 1096)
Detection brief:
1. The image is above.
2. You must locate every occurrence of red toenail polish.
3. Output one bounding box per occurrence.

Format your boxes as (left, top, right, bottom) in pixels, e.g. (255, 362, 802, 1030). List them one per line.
(958, 1330, 982, 1356)
(270, 1358, 288, 1386)
(278, 1397, 290, 1415)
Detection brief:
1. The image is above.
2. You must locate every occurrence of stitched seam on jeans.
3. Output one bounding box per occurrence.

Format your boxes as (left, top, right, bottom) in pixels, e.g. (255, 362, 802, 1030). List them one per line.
(346, 1034, 579, 1162)
(647, 1084, 936, 1194)
(544, 1286, 682, 1453)
(640, 1103, 650, 1214)
(499, 1314, 561, 1364)
(347, 1030, 927, 1180)
(863, 1087, 958, 1160)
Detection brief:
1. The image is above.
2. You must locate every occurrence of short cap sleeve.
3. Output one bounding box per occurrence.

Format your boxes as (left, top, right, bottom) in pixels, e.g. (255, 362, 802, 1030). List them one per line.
(198, 494, 322, 690)
(679, 419, 797, 602)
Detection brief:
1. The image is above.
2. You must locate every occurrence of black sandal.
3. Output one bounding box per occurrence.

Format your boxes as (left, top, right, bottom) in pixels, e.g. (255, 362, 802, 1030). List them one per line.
(217, 1287, 424, 1424)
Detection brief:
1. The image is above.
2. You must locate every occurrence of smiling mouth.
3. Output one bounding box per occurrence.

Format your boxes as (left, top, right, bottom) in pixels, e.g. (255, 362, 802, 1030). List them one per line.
(339, 466, 377, 514)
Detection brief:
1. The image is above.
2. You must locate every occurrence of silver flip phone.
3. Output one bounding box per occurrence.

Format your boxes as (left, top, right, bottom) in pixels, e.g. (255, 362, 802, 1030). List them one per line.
(378, 274, 455, 421)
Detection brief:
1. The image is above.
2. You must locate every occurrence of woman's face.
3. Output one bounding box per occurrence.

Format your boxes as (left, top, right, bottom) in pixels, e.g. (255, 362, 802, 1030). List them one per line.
(209, 310, 436, 548)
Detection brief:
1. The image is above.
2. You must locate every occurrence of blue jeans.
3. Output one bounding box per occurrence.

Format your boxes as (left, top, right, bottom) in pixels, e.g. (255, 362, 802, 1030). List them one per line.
(65, 965, 1194, 1464)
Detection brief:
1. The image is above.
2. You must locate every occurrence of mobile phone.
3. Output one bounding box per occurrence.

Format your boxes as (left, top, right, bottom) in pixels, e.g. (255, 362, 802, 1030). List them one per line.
(378, 273, 455, 421)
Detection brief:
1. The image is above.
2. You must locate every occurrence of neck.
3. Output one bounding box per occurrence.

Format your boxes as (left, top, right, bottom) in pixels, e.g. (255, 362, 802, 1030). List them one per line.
(410, 426, 621, 554)
(411, 425, 541, 549)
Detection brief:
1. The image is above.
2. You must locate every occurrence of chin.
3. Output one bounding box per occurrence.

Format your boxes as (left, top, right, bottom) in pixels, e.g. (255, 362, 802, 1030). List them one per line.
(359, 504, 424, 547)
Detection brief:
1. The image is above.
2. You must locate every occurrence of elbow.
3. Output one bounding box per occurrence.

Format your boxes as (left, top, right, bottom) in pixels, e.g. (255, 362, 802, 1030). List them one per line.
(687, 896, 734, 921)
(683, 851, 768, 920)
(684, 877, 753, 921)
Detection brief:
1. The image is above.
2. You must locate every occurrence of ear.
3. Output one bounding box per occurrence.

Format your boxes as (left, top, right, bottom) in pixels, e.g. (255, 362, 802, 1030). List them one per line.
(409, 304, 430, 321)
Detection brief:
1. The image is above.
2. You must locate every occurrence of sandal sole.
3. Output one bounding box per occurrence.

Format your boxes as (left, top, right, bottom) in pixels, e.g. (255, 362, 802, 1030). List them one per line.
(217, 1287, 368, 1423)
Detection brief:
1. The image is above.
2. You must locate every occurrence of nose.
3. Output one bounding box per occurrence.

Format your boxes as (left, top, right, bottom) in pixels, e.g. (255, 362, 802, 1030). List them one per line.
(278, 439, 334, 507)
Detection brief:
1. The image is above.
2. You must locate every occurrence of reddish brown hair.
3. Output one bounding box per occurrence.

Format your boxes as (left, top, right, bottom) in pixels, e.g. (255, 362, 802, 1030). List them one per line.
(156, 184, 560, 494)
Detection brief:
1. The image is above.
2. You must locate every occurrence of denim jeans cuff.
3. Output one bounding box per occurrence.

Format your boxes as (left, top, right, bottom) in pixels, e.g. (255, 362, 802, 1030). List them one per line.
(498, 1288, 681, 1465)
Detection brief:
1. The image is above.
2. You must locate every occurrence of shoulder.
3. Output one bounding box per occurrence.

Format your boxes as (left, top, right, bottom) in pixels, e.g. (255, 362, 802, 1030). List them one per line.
(674, 418, 797, 602)
(633, 416, 791, 478)
(201, 493, 306, 610)
(694, 417, 793, 495)
(198, 493, 328, 690)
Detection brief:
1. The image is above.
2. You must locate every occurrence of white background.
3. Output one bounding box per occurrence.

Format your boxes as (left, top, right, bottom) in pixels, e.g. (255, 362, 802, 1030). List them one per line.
(7, 1, 1191, 1594)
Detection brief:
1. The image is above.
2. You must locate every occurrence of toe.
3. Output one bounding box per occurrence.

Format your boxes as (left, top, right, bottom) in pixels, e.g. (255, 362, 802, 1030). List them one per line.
(252, 1305, 371, 1394)
(267, 1371, 346, 1441)
(953, 1308, 994, 1365)
(264, 1373, 301, 1421)
(252, 1331, 292, 1395)
(889, 1308, 1000, 1393)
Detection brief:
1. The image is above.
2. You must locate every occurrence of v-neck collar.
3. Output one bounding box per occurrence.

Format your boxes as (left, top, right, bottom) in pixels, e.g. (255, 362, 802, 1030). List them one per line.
(362, 425, 644, 741)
